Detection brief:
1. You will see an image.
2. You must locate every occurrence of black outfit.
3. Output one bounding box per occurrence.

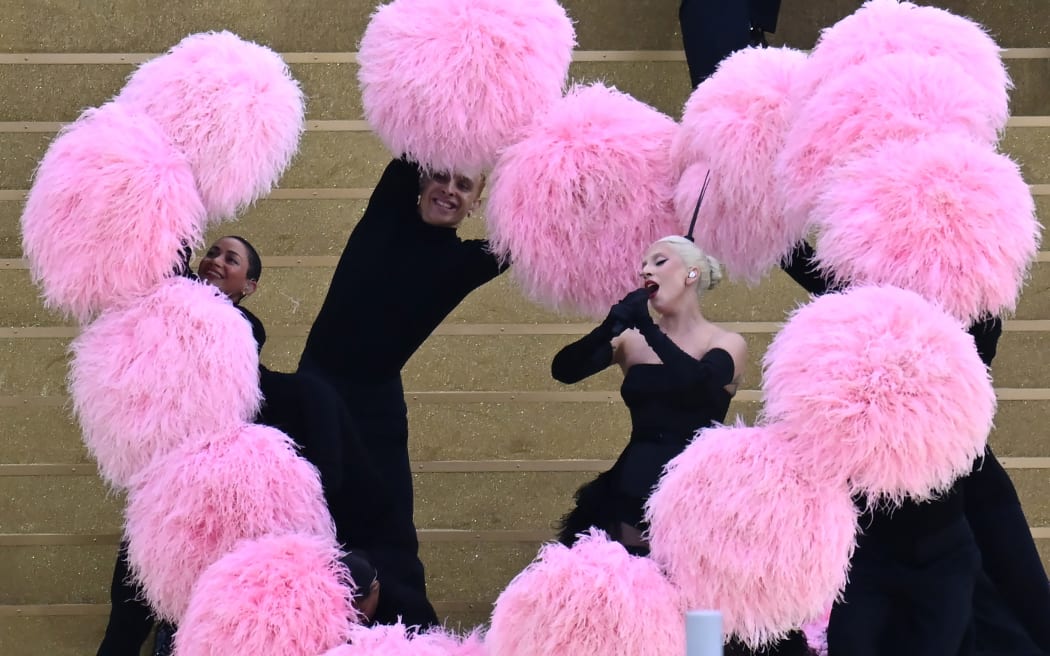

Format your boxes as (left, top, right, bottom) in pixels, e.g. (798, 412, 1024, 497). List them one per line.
(551, 305, 813, 656)
(297, 158, 507, 627)
(781, 242, 1050, 655)
(98, 305, 400, 655)
(551, 303, 735, 541)
(679, 0, 782, 87)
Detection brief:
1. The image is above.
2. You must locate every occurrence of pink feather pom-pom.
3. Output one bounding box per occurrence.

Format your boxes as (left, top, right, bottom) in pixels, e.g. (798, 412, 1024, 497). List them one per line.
(799, 0, 1009, 120)
(486, 529, 684, 656)
(125, 423, 334, 621)
(115, 31, 305, 221)
(174, 533, 353, 656)
(69, 277, 261, 488)
(813, 134, 1040, 323)
(761, 286, 995, 504)
(358, 0, 575, 174)
(487, 83, 680, 318)
(775, 52, 1004, 235)
(645, 424, 857, 649)
(672, 47, 809, 284)
(329, 625, 485, 656)
(20, 102, 205, 323)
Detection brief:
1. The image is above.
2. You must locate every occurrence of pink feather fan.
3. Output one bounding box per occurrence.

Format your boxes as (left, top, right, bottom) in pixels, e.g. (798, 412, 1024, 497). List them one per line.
(328, 624, 486, 656)
(115, 30, 305, 221)
(486, 529, 685, 656)
(775, 52, 1005, 236)
(486, 83, 680, 318)
(124, 423, 334, 621)
(68, 277, 261, 489)
(358, 0, 575, 174)
(798, 0, 1010, 124)
(645, 423, 857, 649)
(812, 134, 1039, 323)
(672, 47, 809, 284)
(20, 102, 205, 323)
(174, 533, 353, 656)
(761, 286, 995, 505)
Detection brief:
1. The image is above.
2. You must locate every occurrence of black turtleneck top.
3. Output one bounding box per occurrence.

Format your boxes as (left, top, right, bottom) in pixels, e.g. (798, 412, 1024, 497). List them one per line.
(299, 159, 508, 383)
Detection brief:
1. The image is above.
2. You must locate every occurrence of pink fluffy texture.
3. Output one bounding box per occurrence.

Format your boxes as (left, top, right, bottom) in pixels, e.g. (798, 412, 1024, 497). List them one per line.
(358, 0, 574, 175)
(68, 277, 261, 488)
(20, 102, 205, 322)
(645, 424, 857, 648)
(115, 30, 305, 221)
(799, 0, 1009, 118)
(486, 84, 680, 318)
(671, 47, 808, 284)
(124, 423, 334, 621)
(813, 134, 1039, 323)
(329, 624, 485, 656)
(802, 614, 830, 656)
(486, 529, 684, 656)
(761, 286, 996, 504)
(775, 52, 1004, 235)
(174, 533, 353, 656)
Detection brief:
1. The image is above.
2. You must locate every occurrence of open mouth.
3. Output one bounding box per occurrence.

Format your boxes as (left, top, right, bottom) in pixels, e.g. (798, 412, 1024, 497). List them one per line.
(644, 281, 659, 296)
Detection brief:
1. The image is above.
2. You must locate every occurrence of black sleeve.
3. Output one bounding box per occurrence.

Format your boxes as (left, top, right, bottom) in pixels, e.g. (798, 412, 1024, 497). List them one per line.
(459, 239, 510, 291)
(780, 241, 836, 297)
(635, 319, 735, 390)
(968, 316, 1003, 367)
(361, 158, 423, 229)
(551, 319, 617, 384)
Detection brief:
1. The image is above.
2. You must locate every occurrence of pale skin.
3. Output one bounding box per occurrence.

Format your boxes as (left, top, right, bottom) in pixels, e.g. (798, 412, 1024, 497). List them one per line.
(611, 242, 747, 389)
(417, 171, 485, 228)
(609, 241, 748, 546)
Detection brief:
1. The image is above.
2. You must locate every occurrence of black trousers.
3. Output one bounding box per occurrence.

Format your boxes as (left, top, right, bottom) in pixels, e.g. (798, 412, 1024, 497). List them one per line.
(299, 366, 438, 629)
(679, 0, 782, 87)
(965, 448, 1050, 653)
(97, 543, 154, 656)
(827, 503, 981, 656)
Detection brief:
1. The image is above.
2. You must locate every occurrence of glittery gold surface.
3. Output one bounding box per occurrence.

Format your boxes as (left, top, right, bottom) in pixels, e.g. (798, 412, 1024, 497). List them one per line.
(408, 401, 634, 461)
(0, 477, 122, 534)
(0, 617, 111, 656)
(1007, 58, 1050, 117)
(419, 542, 540, 600)
(0, 337, 72, 396)
(0, 132, 53, 189)
(2, 0, 1050, 648)
(1001, 127, 1050, 185)
(0, 406, 88, 464)
(2, 544, 117, 604)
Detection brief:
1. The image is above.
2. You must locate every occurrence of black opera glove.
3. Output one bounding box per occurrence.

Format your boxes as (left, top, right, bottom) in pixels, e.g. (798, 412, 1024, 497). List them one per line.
(551, 314, 616, 384)
(635, 320, 735, 391)
(608, 287, 654, 333)
(550, 292, 648, 384)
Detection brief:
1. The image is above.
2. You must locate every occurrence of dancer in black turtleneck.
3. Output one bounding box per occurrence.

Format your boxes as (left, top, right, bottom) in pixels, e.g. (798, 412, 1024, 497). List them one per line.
(782, 242, 1050, 656)
(298, 158, 508, 627)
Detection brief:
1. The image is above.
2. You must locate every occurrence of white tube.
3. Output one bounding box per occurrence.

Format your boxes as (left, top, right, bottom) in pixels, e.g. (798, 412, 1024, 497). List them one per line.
(685, 610, 723, 656)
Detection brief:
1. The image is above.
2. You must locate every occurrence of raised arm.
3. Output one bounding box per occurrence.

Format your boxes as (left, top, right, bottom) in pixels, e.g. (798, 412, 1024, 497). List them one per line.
(780, 241, 838, 297)
(364, 158, 424, 222)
